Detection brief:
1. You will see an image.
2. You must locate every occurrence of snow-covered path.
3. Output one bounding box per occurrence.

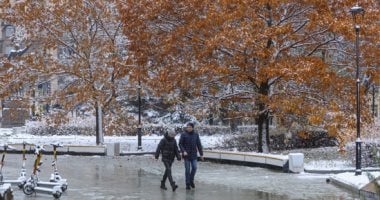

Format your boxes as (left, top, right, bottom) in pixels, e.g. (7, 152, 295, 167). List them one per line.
(3, 154, 357, 200)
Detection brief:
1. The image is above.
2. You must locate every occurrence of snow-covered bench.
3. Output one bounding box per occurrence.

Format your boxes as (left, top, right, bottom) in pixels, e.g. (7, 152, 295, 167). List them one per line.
(67, 145, 106, 155)
(203, 150, 304, 173)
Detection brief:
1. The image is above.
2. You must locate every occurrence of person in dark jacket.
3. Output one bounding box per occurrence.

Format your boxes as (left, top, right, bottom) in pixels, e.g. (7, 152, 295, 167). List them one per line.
(179, 122, 203, 190)
(155, 129, 181, 191)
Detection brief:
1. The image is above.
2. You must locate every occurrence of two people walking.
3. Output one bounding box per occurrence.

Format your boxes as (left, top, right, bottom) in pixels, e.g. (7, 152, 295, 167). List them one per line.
(155, 122, 203, 191)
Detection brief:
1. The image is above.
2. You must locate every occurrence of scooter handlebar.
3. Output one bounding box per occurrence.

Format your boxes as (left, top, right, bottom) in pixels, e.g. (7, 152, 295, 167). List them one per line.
(1, 144, 16, 151)
(22, 141, 32, 145)
(34, 145, 45, 154)
(7, 145, 16, 150)
(51, 142, 63, 147)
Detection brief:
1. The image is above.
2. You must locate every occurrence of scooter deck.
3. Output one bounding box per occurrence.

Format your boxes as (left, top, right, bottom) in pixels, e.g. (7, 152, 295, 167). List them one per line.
(37, 180, 67, 188)
(24, 182, 62, 198)
(33, 186, 61, 194)
(1, 179, 24, 186)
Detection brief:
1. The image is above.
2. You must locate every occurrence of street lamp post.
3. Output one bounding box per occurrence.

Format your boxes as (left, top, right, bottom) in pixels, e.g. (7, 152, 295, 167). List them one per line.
(373, 85, 376, 117)
(350, 4, 364, 176)
(137, 80, 142, 150)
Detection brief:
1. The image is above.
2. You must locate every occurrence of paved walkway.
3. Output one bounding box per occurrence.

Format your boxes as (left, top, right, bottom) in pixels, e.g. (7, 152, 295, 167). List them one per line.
(0, 154, 359, 200)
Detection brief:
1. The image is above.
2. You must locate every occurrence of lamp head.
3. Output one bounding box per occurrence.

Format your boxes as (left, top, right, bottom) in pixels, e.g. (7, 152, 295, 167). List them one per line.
(349, 5, 365, 23)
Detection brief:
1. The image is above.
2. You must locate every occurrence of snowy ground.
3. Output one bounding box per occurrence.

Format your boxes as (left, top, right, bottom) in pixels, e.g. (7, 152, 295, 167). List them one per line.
(3, 154, 357, 200)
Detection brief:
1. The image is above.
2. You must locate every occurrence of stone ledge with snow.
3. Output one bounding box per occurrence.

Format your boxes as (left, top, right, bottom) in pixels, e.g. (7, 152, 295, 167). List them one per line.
(203, 150, 289, 169)
(328, 172, 380, 195)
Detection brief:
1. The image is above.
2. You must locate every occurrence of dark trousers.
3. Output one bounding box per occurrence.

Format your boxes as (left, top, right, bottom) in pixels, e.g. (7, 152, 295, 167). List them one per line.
(162, 161, 175, 186)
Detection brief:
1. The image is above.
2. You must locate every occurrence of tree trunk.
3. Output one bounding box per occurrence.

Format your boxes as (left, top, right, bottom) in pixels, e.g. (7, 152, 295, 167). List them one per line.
(208, 113, 214, 125)
(257, 113, 265, 153)
(266, 116, 270, 152)
(230, 118, 238, 133)
(256, 81, 270, 153)
(95, 102, 104, 145)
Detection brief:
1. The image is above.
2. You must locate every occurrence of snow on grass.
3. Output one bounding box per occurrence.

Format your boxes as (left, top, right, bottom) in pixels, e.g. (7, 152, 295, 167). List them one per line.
(25, 116, 96, 128)
(2, 133, 225, 153)
(305, 160, 352, 170)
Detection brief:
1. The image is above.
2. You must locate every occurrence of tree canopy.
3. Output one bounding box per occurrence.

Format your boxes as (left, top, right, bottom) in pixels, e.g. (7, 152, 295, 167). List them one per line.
(119, 0, 379, 151)
(0, 0, 378, 149)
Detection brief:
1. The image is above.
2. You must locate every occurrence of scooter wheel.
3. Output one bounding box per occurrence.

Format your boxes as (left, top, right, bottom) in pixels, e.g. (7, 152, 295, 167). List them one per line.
(18, 182, 25, 189)
(61, 184, 68, 192)
(53, 191, 62, 199)
(23, 184, 34, 195)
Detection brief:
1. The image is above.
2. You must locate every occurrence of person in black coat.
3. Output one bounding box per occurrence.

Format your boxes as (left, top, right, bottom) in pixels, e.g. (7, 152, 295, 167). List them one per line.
(155, 128, 181, 191)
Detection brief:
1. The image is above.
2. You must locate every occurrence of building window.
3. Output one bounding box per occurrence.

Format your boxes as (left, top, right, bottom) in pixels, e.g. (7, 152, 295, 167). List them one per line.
(5, 46, 13, 55)
(57, 76, 67, 90)
(57, 46, 73, 59)
(16, 87, 24, 97)
(5, 26, 15, 37)
(37, 82, 51, 96)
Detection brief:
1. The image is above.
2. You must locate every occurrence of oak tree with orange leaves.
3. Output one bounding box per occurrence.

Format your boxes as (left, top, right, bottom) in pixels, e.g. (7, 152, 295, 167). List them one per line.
(119, 0, 379, 152)
(1, 0, 378, 150)
(1, 0, 140, 144)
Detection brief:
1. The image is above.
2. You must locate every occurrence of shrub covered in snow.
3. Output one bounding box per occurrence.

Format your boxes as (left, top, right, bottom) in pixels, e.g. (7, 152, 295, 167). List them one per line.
(27, 126, 94, 135)
(221, 131, 337, 151)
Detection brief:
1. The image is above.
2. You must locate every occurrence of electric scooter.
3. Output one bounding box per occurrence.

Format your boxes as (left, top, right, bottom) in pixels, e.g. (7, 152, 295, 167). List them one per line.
(23, 145, 62, 199)
(0, 144, 14, 200)
(17, 142, 29, 189)
(23, 143, 68, 192)
(49, 143, 68, 191)
(2, 142, 29, 189)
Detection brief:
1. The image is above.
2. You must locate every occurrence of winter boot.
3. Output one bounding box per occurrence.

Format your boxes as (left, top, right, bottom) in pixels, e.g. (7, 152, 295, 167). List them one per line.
(186, 184, 191, 190)
(160, 181, 167, 190)
(190, 181, 195, 188)
(171, 182, 178, 192)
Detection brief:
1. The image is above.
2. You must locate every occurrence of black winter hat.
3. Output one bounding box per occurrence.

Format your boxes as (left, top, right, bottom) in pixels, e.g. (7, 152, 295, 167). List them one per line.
(186, 122, 194, 128)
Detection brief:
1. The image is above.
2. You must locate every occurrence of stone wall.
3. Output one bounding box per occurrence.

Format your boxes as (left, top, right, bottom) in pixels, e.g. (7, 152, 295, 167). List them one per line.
(2, 100, 29, 128)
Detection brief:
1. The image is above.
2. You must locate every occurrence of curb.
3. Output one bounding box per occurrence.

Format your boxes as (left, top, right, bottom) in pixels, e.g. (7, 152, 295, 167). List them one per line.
(120, 152, 155, 156)
(305, 168, 380, 174)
